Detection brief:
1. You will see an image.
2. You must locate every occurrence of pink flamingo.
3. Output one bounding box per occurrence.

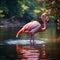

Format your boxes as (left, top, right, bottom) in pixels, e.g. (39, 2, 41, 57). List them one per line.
(16, 13, 49, 45)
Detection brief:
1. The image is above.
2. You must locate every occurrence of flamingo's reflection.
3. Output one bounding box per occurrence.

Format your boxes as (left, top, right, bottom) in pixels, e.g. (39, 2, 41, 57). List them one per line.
(16, 43, 47, 60)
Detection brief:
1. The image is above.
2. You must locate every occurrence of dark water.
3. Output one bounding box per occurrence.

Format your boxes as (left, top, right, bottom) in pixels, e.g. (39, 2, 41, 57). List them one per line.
(0, 24, 60, 60)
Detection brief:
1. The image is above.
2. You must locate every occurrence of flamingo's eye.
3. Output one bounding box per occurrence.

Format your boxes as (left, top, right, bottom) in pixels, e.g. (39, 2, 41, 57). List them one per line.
(46, 16, 49, 22)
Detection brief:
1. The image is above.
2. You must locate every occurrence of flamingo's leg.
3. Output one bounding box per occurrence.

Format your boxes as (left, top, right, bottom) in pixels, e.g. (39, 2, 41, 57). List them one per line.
(30, 25, 40, 46)
(30, 34, 34, 46)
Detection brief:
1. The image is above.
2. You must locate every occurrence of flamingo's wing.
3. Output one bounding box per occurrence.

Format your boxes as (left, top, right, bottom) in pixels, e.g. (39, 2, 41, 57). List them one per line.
(29, 25, 41, 33)
(23, 21, 41, 33)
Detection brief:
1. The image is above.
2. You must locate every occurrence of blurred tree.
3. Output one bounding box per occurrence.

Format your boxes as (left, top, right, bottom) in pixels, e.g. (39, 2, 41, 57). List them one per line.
(0, 0, 52, 22)
(0, 9, 5, 19)
(18, 0, 43, 22)
(6, 0, 21, 18)
(0, 0, 8, 19)
(44, 0, 60, 20)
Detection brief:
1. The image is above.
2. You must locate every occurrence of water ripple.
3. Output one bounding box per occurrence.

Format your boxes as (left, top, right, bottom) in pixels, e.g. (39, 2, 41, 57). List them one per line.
(5, 39, 46, 45)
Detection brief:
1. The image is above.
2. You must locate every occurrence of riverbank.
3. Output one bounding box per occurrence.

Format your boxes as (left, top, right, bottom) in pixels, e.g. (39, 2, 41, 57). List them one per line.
(0, 20, 25, 28)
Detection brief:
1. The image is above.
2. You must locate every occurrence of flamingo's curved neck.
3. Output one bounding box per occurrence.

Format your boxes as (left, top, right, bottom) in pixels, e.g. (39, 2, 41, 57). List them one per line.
(41, 18, 47, 32)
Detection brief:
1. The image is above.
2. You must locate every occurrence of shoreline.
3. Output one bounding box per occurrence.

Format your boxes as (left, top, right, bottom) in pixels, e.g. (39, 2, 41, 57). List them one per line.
(0, 21, 25, 28)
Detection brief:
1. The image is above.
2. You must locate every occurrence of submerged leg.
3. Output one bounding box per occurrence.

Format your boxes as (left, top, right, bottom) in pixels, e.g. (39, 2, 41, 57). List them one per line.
(30, 34, 34, 46)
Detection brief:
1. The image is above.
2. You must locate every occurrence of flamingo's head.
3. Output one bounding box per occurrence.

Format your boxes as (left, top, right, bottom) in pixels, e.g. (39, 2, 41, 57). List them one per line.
(41, 13, 50, 22)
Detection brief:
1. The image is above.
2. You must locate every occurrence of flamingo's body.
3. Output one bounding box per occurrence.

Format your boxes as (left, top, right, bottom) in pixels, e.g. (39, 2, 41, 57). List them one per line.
(16, 13, 49, 45)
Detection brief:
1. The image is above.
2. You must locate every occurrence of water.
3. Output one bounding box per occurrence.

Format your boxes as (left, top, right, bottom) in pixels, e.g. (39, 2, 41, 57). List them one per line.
(0, 24, 60, 60)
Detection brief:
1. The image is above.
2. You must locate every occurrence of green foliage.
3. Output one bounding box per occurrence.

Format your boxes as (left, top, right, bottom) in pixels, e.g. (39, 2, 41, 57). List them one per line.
(0, 0, 43, 19)
(0, 0, 57, 21)
(6, 0, 21, 17)
(0, 0, 7, 19)
(17, 0, 44, 21)
(0, 9, 5, 20)
(45, 0, 60, 19)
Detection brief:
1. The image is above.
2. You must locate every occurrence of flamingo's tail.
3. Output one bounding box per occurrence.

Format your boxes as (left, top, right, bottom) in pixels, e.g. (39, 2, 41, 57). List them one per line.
(16, 28, 23, 38)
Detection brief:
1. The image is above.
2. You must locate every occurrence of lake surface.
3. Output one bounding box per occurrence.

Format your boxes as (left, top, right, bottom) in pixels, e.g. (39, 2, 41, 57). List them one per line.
(0, 24, 60, 60)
